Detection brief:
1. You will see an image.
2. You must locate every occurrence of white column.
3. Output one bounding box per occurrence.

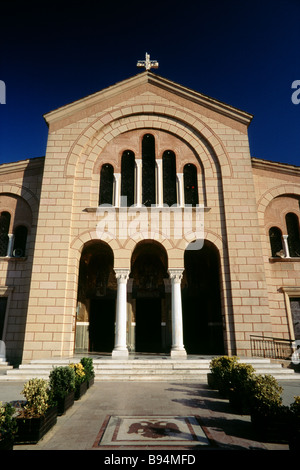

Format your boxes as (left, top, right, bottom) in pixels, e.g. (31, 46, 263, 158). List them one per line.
(156, 159, 163, 206)
(177, 174, 185, 207)
(6, 234, 14, 257)
(114, 173, 121, 207)
(168, 269, 187, 358)
(282, 235, 290, 258)
(135, 159, 142, 206)
(112, 269, 130, 358)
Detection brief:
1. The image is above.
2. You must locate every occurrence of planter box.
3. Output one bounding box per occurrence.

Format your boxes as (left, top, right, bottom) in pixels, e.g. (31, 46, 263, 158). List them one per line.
(288, 424, 300, 450)
(75, 381, 88, 400)
(56, 390, 75, 416)
(251, 412, 290, 443)
(229, 389, 251, 415)
(87, 377, 94, 388)
(207, 373, 218, 389)
(15, 406, 57, 445)
(0, 437, 14, 450)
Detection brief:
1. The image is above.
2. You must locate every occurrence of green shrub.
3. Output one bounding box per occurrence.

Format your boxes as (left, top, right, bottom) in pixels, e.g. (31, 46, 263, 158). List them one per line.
(80, 357, 95, 381)
(209, 356, 239, 394)
(248, 374, 283, 416)
(21, 378, 50, 418)
(49, 366, 76, 400)
(0, 402, 17, 440)
(69, 362, 86, 385)
(290, 396, 300, 419)
(230, 363, 256, 394)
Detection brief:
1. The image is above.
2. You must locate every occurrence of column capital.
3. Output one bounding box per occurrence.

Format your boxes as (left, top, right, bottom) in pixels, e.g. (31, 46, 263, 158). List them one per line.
(114, 269, 130, 282)
(168, 268, 184, 282)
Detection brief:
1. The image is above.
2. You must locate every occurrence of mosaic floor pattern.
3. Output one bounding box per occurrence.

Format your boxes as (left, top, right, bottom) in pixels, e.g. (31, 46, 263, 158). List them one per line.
(93, 415, 210, 448)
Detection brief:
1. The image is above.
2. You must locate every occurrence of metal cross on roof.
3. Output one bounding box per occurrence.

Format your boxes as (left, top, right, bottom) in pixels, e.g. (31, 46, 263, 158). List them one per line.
(137, 52, 159, 71)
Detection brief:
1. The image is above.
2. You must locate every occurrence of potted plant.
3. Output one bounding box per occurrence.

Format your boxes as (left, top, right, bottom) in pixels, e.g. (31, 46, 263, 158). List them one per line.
(14, 378, 57, 444)
(80, 357, 95, 388)
(288, 396, 300, 450)
(49, 366, 76, 415)
(228, 362, 256, 414)
(69, 362, 87, 400)
(208, 356, 239, 397)
(249, 374, 291, 443)
(0, 402, 18, 450)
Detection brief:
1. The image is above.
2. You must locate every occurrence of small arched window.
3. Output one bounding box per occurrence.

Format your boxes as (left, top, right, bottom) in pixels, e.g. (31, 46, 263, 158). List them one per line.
(269, 226, 283, 257)
(183, 164, 199, 206)
(142, 134, 156, 206)
(99, 164, 114, 205)
(0, 211, 11, 257)
(13, 225, 28, 257)
(121, 150, 135, 207)
(286, 212, 300, 257)
(163, 150, 177, 206)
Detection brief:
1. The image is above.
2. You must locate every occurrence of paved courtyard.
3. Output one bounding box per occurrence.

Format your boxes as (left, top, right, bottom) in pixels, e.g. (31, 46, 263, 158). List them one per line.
(1, 379, 299, 451)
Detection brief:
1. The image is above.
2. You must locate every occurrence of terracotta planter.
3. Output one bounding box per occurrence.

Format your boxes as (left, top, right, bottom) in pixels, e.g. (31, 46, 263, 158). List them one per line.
(56, 390, 75, 416)
(75, 381, 88, 400)
(15, 406, 57, 445)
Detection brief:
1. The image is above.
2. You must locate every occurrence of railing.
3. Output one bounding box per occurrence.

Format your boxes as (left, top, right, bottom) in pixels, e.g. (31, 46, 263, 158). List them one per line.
(250, 335, 295, 360)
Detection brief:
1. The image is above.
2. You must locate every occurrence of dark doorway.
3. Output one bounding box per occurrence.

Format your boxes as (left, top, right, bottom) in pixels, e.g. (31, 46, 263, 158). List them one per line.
(135, 298, 162, 353)
(182, 241, 224, 354)
(76, 240, 116, 354)
(89, 298, 115, 352)
(131, 240, 168, 354)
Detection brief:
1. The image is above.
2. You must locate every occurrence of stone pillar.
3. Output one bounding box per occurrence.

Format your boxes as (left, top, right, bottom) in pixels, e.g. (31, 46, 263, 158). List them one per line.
(135, 159, 142, 206)
(112, 269, 130, 358)
(168, 269, 187, 358)
(114, 173, 121, 207)
(282, 235, 290, 258)
(6, 234, 14, 257)
(177, 174, 185, 207)
(156, 160, 163, 206)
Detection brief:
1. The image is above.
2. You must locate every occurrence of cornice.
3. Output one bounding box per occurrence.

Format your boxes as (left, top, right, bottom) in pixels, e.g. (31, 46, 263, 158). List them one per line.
(251, 157, 300, 177)
(43, 71, 253, 128)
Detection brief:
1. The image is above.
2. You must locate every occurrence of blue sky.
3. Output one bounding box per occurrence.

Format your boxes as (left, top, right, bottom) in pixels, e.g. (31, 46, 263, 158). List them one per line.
(0, 0, 299, 166)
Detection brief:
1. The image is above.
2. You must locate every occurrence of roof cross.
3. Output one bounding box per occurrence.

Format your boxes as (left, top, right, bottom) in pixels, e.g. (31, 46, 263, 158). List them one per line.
(137, 52, 159, 71)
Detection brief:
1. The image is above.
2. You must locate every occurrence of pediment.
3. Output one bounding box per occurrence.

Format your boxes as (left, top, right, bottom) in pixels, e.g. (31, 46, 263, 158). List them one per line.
(44, 71, 253, 131)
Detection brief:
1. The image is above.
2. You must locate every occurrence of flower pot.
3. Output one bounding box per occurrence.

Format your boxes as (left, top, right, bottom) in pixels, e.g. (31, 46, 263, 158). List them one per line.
(15, 406, 57, 445)
(56, 390, 75, 416)
(75, 381, 88, 400)
(0, 437, 14, 450)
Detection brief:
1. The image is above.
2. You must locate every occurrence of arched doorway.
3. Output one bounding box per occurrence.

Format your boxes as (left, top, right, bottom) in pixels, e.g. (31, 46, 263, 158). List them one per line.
(130, 241, 169, 353)
(75, 241, 116, 353)
(182, 241, 224, 354)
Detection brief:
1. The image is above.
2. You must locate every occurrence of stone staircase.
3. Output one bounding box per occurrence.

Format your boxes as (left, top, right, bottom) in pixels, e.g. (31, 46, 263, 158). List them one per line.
(0, 356, 299, 382)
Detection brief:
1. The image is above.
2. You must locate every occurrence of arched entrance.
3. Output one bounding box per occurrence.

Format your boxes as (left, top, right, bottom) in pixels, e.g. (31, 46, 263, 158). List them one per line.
(182, 241, 224, 354)
(130, 241, 170, 353)
(75, 241, 116, 353)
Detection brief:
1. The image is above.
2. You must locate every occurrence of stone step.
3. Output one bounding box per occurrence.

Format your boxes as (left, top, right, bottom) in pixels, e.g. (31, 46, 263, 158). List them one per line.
(0, 356, 298, 381)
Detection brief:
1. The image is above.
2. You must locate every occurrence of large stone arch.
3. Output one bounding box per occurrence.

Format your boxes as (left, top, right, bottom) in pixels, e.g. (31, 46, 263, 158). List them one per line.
(64, 103, 233, 180)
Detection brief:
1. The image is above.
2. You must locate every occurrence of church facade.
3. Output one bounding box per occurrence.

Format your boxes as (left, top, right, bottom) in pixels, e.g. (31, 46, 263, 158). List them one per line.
(1, 71, 300, 365)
